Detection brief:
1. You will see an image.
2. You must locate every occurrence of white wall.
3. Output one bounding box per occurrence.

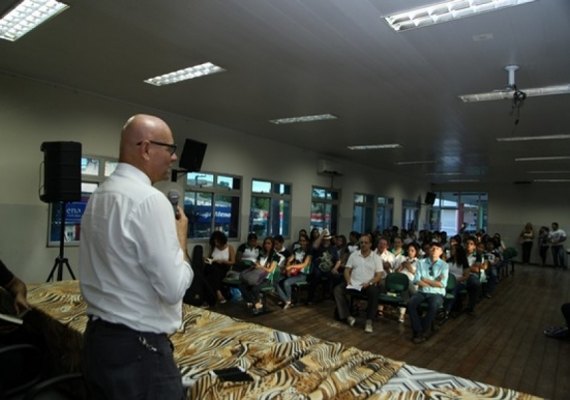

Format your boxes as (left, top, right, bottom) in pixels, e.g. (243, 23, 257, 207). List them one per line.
(0, 73, 429, 283)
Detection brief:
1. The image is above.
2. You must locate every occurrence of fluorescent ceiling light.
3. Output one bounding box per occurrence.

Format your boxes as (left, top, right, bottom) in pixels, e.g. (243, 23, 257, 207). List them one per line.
(348, 144, 402, 150)
(396, 160, 435, 166)
(269, 114, 337, 125)
(426, 172, 462, 176)
(497, 134, 570, 142)
(527, 170, 570, 174)
(384, 0, 536, 32)
(460, 84, 570, 103)
(0, 0, 68, 42)
(448, 179, 480, 183)
(515, 156, 570, 162)
(144, 62, 225, 86)
(533, 179, 570, 183)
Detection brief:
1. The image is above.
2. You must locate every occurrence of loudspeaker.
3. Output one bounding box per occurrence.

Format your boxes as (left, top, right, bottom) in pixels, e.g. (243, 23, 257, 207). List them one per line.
(179, 138, 207, 172)
(40, 141, 82, 203)
(424, 191, 436, 205)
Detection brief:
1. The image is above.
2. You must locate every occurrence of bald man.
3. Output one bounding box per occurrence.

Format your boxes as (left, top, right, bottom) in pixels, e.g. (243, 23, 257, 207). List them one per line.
(79, 114, 193, 399)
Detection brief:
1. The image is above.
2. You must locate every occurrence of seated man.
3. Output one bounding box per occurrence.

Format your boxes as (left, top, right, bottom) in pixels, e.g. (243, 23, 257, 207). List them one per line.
(333, 233, 383, 333)
(0, 258, 29, 322)
(408, 242, 449, 344)
(307, 229, 341, 304)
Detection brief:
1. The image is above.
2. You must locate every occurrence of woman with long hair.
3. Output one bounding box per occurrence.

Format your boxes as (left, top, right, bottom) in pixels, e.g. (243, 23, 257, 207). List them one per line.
(275, 233, 312, 309)
(239, 237, 279, 314)
(205, 230, 236, 304)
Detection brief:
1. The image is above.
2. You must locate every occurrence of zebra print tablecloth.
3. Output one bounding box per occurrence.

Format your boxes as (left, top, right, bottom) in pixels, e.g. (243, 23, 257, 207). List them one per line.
(27, 281, 540, 399)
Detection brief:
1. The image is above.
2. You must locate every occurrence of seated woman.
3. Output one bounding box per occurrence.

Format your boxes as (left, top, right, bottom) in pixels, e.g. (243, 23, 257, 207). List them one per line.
(446, 243, 480, 317)
(238, 237, 280, 314)
(275, 233, 312, 309)
(204, 231, 236, 304)
(235, 233, 261, 272)
(393, 241, 419, 323)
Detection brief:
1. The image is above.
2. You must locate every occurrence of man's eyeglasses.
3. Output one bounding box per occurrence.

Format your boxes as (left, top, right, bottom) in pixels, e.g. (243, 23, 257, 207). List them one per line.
(359, 241, 370, 245)
(429, 266, 434, 275)
(137, 140, 177, 155)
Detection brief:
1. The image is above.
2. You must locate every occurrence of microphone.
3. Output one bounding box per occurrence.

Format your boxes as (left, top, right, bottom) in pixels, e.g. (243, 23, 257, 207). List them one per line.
(167, 190, 181, 219)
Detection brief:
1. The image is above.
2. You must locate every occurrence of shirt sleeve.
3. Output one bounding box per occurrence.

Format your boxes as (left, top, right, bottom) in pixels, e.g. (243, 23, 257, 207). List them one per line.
(131, 193, 193, 305)
(0, 259, 14, 287)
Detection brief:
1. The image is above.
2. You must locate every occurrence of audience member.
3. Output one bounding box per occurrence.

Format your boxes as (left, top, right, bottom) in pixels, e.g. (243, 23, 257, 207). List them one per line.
(273, 235, 291, 268)
(333, 233, 382, 333)
(307, 229, 341, 304)
(538, 226, 550, 266)
(445, 244, 480, 317)
(549, 222, 567, 269)
(519, 222, 535, 264)
(0, 258, 29, 318)
(408, 242, 449, 344)
(205, 230, 236, 304)
(239, 237, 279, 314)
(79, 114, 193, 399)
(275, 233, 313, 309)
(374, 236, 395, 276)
(235, 233, 261, 271)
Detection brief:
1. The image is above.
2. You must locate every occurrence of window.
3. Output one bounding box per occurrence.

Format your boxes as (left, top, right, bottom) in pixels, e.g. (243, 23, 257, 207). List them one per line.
(352, 193, 374, 233)
(48, 155, 116, 247)
(427, 192, 488, 235)
(376, 196, 394, 232)
(402, 199, 419, 232)
(311, 186, 339, 233)
(250, 179, 291, 238)
(184, 172, 241, 239)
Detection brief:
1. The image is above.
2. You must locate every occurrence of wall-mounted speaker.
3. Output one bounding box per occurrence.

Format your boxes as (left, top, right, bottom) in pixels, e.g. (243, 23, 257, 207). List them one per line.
(424, 191, 436, 205)
(179, 138, 207, 172)
(40, 141, 82, 203)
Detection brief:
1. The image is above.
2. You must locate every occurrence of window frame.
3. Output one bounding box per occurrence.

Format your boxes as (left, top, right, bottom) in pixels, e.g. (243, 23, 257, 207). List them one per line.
(183, 171, 242, 240)
(249, 178, 292, 239)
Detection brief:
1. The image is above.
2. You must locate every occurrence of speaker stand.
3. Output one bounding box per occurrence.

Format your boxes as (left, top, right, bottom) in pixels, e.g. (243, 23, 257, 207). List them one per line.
(46, 201, 76, 282)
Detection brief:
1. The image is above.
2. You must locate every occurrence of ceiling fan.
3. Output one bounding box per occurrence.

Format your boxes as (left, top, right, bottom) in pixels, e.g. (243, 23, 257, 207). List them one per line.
(459, 65, 570, 103)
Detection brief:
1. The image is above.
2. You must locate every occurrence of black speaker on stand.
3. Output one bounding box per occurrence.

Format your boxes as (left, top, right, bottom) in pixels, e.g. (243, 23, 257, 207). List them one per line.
(171, 138, 208, 181)
(40, 141, 82, 282)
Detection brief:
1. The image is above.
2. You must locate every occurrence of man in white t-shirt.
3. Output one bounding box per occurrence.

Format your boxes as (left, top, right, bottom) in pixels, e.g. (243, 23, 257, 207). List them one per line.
(549, 222, 567, 269)
(333, 233, 383, 333)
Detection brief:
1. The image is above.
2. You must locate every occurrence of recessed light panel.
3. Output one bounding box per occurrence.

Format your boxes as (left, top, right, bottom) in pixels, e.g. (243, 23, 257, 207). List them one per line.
(269, 114, 338, 125)
(385, 0, 536, 32)
(497, 134, 570, 142)
(347, 144, 402, 150)
(144, 62, 225, 86)
(0, 0, 68, 42)
(515, 156, 570, 162)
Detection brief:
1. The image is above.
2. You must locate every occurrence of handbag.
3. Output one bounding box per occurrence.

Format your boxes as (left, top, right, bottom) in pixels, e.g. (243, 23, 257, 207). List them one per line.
(239, 267, 267, 286)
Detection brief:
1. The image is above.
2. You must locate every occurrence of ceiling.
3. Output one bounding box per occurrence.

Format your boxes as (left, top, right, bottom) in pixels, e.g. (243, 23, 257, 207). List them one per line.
(1, 0, 569, 184)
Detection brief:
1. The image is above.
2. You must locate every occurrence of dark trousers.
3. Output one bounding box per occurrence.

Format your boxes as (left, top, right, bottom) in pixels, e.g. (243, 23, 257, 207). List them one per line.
(83, 318, 185, 400)
(333, 283, 379, 321)
(446, 274, 480, 312)
(562, 303, 570, 328)
(408, 292, 443, 336)
(551, 245, 567, 268)
(521, 241, 533, 263)
(539, 246, 549, 265)
(204, 262, 230, 293)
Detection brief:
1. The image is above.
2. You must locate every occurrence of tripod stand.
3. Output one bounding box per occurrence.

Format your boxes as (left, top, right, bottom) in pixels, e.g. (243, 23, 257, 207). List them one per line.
(46, 201, 76, 282)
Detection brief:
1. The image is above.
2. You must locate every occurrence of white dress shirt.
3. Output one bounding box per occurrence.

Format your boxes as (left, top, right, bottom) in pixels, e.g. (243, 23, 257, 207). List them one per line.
(79, 163, 193, 334)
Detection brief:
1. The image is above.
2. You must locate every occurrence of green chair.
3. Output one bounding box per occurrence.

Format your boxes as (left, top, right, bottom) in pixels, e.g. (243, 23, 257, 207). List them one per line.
(378, 273, 410, 308)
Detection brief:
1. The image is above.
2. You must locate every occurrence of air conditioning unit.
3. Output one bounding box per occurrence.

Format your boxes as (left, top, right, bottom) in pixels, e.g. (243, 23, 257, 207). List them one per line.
(317, 159, 343, 176)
